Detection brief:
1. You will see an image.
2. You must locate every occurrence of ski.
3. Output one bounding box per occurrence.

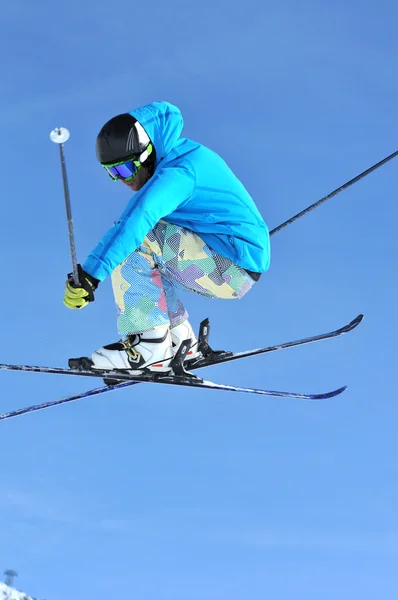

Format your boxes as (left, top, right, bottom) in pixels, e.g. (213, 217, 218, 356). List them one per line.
(0, 314, 363, 421)
(0, 376, 346, 422)
(0, 358, 347, 395)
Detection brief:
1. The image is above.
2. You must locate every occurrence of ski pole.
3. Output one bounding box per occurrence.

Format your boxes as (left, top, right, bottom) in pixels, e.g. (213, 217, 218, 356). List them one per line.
(270, 149, 398, 236)
(50, 127, 80, 286)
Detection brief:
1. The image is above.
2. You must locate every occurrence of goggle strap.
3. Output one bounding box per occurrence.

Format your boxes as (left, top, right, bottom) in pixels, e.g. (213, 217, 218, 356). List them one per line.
(138, 143, 153, 164)
(139, 149, 148, 163)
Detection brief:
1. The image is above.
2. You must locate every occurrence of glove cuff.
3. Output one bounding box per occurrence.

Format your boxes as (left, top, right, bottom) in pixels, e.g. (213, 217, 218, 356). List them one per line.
(67, 265, 100, 302)
(83, 269, 100, 290)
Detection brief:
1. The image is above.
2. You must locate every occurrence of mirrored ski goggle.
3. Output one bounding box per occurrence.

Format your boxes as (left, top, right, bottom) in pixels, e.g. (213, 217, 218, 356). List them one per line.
(103, 158, 141, 182)
(102, 144, 153, 182)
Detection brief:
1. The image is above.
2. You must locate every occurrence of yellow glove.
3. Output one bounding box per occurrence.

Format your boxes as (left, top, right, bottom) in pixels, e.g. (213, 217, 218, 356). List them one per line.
(64, 265, 99, 309)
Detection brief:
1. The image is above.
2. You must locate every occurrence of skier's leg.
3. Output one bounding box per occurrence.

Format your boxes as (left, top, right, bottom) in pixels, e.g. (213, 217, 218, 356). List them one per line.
(111, 250, 170, 334)
(144, 220, 257, 300)
(141, 220, 257, 359)
(90, 250, 173, 373)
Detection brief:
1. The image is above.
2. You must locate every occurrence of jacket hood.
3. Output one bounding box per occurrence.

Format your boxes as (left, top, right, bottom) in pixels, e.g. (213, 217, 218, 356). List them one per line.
(129, 101, 184, 167)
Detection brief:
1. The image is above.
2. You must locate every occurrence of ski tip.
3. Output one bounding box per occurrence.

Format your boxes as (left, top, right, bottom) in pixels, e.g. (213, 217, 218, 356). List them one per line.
(337, 314, 364, 335)
(349, 314, 364, 329)
(314, 385, 347, 400)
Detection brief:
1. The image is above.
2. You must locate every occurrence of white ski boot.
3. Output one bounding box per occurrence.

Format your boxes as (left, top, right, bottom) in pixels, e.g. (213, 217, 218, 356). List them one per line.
(91, 326, 173, 374)
(170, 320, 202, 363)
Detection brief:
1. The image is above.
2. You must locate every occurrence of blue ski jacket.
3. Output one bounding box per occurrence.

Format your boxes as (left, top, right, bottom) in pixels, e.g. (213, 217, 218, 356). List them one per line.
(83, 101, 270, 281)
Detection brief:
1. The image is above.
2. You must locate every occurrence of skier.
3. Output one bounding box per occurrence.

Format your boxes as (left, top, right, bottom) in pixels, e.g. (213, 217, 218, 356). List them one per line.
(64, 101, 270, 373)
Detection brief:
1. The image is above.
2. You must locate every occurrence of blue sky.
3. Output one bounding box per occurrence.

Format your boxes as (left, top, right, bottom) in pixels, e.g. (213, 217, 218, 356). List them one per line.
(0, 0, 397, 598)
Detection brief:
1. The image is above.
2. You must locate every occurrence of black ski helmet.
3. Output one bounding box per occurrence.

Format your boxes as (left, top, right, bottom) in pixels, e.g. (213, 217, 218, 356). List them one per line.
(95, 113, 155, 165)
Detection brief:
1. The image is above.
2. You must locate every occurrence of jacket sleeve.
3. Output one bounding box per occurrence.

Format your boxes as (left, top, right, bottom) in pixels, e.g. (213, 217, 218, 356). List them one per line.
(82, 165, 195, 281)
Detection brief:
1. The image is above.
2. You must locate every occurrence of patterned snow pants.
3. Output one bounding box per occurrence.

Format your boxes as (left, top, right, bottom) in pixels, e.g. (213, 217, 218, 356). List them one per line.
(111, 220, 257, 334)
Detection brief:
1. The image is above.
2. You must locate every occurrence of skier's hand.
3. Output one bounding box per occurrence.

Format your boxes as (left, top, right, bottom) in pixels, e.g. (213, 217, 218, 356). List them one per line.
(64, 265, 99, 309)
